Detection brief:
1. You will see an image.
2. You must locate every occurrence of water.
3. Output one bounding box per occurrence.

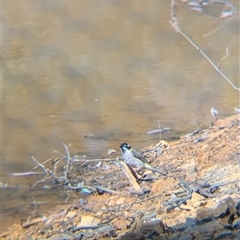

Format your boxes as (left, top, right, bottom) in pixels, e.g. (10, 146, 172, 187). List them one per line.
(1, 0, 239, 231)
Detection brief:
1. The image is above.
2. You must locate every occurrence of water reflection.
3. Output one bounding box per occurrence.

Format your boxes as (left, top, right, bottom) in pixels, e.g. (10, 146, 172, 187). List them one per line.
(2, 0, 239, 231)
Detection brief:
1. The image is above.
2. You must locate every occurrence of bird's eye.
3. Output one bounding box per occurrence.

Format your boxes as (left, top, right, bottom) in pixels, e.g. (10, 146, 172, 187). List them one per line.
(120, 143, 127, 148)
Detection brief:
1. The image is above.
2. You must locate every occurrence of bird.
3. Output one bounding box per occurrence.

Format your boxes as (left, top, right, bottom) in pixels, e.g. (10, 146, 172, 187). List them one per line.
(119, 143, 167, 176)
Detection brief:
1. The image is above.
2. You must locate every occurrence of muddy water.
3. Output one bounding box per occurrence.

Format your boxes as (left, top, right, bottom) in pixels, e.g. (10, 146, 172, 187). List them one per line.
(2, 0, 239, 231)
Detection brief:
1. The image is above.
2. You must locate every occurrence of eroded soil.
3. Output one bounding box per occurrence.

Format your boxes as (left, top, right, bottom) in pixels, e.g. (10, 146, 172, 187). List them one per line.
(1, 115, 240, 240)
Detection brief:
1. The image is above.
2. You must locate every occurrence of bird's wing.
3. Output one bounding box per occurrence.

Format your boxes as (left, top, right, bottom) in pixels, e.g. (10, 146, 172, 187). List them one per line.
(132, 148, 149, 164)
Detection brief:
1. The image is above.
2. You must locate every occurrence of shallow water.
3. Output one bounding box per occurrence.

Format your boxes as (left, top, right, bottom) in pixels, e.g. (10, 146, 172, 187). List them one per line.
(1, 0, 239, 231)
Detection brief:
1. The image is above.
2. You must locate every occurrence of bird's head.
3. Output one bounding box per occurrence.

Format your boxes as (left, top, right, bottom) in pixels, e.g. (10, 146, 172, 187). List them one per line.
(119, 143, 132, 152)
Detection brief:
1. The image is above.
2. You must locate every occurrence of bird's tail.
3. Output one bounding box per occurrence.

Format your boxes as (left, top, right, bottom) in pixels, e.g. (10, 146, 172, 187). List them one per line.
(144, 163, 167, 176)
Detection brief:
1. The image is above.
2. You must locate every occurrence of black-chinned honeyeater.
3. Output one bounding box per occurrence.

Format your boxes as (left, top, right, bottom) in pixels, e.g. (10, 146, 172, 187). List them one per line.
(119, 143, 166, 176)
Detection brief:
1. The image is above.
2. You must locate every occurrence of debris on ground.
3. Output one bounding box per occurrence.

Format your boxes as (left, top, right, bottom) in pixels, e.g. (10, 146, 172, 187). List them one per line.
(1, 114, 239, 239)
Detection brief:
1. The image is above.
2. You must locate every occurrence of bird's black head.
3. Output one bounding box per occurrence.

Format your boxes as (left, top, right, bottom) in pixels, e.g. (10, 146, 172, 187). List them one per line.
(119, 143, 131, 151)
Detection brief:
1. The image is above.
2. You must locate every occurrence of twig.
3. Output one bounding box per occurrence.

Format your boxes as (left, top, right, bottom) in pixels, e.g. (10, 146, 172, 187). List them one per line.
(32, 176, 51, 187)
(31, 158, 56, 170)
(217, 48, 229, 68)
(0, 182, 31, 189)
(53, 158, 61, 173)
(95, 186, 118, 194)
(69, 224, 104, 232)
(62, 143, 72, 179)
(170, 0, 179, 31)
(30, 155, 57, 187)
(163, 194, 191, 207)
(31, 196, 49, 207)
(30, 155, 55, 177)
(203, 27, 220, 37)
(72, 157, 117, 162)
(10, 172, 44, 176)
(207, 180, 240, 192)
(169, 21, 240, 91)
(63, 143, 71, 161)
(22, 216, 48, 228)
(118, 160, 144, 195)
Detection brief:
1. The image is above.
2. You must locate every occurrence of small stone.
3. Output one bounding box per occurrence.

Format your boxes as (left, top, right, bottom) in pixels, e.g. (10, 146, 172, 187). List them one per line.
(78, 198, 87, 204)
(77, 214, 101, 228)
(165, 205, 174, 213)
(179, 205, 193, 211)
(186, 217, 196, 226)
(214, 230, 233, 239)
(217, 218, 232, 229)
(213, 201, 229, 219)
(116, 197, 125, 205)
(232, 217, 240, 229)
(112, 218, 130, 230)
(196, 207, 213, 224)
(193, 201, 206, 208)
(236, 200, 240, 211)
(190, 220, 224, 239)
(213, 197, 236, 219)
(187, 192, 206, 208)
(65, 210, 76, 219)
(225, 197, 236, 215)
(151, 178, 176, 194)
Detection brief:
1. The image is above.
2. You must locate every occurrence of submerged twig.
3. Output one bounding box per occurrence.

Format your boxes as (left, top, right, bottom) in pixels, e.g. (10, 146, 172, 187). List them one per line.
(147, 127, 170, 135)
(169, 21, 240, 91)
(170, 0, 179, 31)
(27, 144, 118, 195)
(217, 48, 229, 68)
(62, 143, 73, 179)
(10, 172, 44, 177)
(30, 155, 55, 177)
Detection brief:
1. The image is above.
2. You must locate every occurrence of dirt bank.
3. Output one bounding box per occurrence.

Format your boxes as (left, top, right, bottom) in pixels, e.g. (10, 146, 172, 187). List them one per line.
(1, 115, 239, 239)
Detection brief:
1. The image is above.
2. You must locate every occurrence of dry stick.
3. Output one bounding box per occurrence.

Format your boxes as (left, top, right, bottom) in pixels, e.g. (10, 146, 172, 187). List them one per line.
(95, 186, 118, 194)
(62, 143, 72, 179)
(30, 155, 56, 187)
(118, 160, 144, 195)
(61, 144, 116, 194)
(203, 27, 221, 37)
(31, 158, 58, 171)
(10, 172, 44, 176)
(72, 158, 117, 163)
(169, 21, 240, 91)
(22, 216, 47, 228)
(30, 155, 55, 177)
(170, 0, 179, 31)
(53, 158, 61, 173)
(63, 143, 71, 161)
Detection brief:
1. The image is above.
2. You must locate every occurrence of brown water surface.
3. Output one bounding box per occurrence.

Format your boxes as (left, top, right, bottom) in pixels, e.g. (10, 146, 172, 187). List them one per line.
(1, 0, 239, 231)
